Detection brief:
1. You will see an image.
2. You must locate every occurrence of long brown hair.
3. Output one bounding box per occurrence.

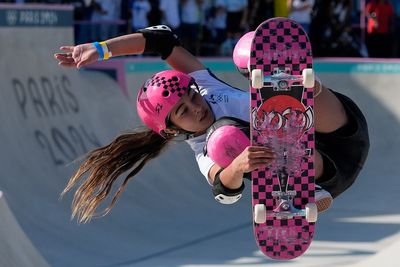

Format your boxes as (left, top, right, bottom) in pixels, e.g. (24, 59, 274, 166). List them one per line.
(61, 128, 169, 223)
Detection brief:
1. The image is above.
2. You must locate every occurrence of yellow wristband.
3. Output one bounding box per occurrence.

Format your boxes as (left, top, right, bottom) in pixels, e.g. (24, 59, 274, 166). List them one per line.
(99, 41, 112, 60)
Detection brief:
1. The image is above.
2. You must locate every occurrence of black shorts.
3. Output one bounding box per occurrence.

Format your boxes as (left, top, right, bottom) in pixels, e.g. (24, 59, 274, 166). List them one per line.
(316, 90, 370, 198)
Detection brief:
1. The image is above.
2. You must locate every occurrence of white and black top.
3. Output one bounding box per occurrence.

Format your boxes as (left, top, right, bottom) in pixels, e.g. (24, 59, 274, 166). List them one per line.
(186, 69, 249, 184)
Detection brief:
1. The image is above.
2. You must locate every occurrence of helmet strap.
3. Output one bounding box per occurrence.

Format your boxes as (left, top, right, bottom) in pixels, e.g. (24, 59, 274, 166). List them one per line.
(162, 127, 197, 141)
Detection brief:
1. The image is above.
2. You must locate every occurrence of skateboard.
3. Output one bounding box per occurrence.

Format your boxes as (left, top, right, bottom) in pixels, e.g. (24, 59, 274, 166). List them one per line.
(249, 17, 318, 260)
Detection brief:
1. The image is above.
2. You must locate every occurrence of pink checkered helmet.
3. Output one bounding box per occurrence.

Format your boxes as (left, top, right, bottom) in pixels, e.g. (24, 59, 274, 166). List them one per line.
(232, 31, 254, 77)
(136, 70, 193, 137)
(205, 118, 250, 168)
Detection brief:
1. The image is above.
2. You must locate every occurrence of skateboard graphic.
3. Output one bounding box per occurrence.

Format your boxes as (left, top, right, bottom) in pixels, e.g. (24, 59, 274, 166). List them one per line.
(249, 18, 317, 259)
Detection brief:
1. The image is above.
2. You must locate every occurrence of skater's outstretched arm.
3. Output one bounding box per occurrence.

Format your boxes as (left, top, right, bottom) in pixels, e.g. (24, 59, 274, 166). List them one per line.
(54, 26, 205, 74)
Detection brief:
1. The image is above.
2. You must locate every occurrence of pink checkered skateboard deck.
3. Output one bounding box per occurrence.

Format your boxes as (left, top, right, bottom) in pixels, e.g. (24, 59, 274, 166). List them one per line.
(249, 18, 317, 259)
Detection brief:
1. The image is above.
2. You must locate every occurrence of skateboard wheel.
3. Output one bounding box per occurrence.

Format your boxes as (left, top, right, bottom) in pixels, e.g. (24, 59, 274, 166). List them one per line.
(305, 203, 318, 223)
(254, 204, 266, 224)
(251, 69, 263, 89)
(302, 68, 315, 88)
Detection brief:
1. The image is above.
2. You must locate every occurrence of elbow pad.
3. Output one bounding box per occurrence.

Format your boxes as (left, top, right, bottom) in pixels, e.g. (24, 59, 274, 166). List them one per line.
(212, 168, 245, 205)
(137, 25, 181, 60)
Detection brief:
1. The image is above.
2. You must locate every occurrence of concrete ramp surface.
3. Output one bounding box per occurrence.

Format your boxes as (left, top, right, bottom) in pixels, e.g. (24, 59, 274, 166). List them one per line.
(0, 191, 50, 267)
(0, 4, 399, 267)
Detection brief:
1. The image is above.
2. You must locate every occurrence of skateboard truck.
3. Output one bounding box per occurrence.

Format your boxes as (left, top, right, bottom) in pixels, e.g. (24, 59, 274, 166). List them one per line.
(254, 190, 318, 224)
(251, 68, 315, 90)
(270, 191, 302, 219)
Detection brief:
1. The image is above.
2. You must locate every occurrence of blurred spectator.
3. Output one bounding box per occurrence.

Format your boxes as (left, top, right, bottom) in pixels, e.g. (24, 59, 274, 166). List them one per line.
(62, 0, 87, 20)
(310, 0, 365, 57)
(288, 0, 314, 34)
(90, 0, 121, 40)
(248, 0, 274, 30)
(274, 0, 289, 17)
(147, 0, 161, 26)
(0, 0, 43, 2)
(223, 0, 248, 54)
(366, 0, 395, 58)
(159, 0, 180, 30)
(339, 1, 364, 55)
(331, 0, 366, 57)
(120, 0, 131, 34)
(61, 0, 91, 44)
(8, 0, 399, 58)
(209, 0, 228, 55)
(180, 0, 204, 55)
(309, 0, 329, 55)
(393, 0, 400, 57)
(90, 0, 106, 40)
(130, 0, 151, 32)
(198, 0, 215, 55)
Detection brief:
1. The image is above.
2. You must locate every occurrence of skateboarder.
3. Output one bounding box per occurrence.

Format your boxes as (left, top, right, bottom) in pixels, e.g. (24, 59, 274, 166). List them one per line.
(55, 25, 369, 224)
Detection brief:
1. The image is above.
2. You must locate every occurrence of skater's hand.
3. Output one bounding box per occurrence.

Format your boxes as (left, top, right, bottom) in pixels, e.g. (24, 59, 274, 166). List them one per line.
(54, 44, 98, 69)
(231, 146, 275, 174)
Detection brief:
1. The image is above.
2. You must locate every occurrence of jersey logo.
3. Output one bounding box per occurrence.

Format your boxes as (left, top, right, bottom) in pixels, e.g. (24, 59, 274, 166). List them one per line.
(208, 93, 229, 104)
